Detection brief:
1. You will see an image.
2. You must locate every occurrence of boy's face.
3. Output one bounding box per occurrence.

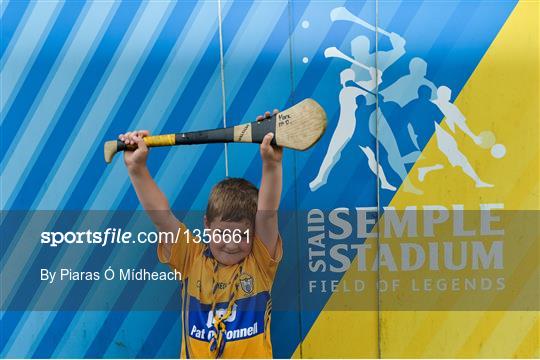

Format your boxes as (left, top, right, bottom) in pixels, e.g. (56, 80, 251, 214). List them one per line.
(205, 217, 253, 266)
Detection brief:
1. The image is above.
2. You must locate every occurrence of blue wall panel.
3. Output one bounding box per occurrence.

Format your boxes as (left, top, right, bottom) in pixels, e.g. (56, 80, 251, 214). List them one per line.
(0, 0, 522, 358)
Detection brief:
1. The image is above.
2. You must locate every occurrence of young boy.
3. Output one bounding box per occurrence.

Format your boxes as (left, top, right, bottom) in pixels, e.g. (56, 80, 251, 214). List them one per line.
(120, 110, 282, 358)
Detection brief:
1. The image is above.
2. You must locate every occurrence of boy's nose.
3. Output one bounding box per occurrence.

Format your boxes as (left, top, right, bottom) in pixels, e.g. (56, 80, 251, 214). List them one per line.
(223, 241, 239, 251)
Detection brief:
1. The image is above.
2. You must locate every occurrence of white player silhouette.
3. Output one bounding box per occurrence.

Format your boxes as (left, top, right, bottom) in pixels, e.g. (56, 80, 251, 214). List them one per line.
(379, 57, 437, 107)
(309, 12, 406, 192)
(367, 57, 440, 194)
(310, 6, 502, 194)
(309, 69, 396, 191)
(415, 86, 494, 187)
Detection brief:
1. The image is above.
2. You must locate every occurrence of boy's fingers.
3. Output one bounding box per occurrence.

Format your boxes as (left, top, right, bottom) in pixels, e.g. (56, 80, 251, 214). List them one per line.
(131, 130, 143, 142)
(120, 130, 145, 141)
(123, 131, 132, 144)
(273, 109, 279, 114)
(119, 130, 149, 145)
(264, 111, 271, 118)
(128, 132, 136, 145)
(256, 115, 263, 121)
(134, 135, 148, 151)
(262, 132, 274, 147)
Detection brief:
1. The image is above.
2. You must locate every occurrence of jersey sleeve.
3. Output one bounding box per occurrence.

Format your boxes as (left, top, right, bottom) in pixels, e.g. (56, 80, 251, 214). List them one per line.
(157, 222, 202, 277)
(251, 234, 283, 281)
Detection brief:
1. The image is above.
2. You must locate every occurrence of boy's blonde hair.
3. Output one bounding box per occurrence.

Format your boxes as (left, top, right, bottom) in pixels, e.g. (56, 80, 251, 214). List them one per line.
(206, 178, 259, 227)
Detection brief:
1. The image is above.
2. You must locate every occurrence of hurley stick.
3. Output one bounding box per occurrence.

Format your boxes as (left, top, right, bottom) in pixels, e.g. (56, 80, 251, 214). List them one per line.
(104, 98, 327, 163)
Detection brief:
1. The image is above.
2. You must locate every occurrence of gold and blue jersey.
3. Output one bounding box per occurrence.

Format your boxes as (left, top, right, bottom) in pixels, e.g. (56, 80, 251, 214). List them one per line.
(158, 222, 282, 358)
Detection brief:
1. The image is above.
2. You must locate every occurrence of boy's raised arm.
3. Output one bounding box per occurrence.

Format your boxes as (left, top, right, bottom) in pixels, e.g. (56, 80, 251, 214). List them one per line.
(121, 130, 180, 261)
(256, 111, 283, 258)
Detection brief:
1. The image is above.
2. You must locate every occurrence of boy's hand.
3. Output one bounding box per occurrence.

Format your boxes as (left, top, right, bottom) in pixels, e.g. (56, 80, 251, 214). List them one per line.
(119, 130, 150, 173)
(258, 109, 283, 166)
